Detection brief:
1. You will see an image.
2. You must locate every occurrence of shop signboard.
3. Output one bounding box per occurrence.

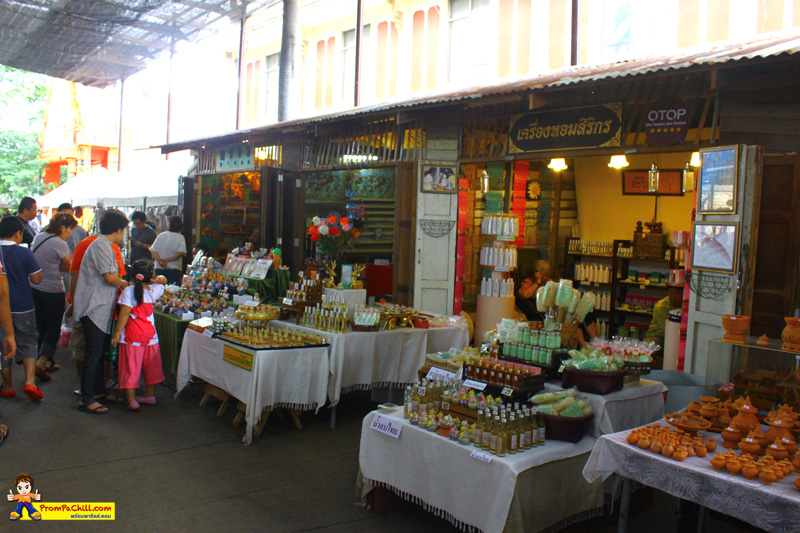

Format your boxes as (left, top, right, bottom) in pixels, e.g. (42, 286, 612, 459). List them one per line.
(507, 102, 622, 153)
(215, 142, 254, 172)
(643, 98, 690, 146)
(223, 345, 254, 372)
(622, 170, 684, 196)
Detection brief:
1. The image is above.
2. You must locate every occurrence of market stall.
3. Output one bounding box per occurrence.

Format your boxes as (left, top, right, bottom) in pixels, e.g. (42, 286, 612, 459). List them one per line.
(176, 329, 329, 444)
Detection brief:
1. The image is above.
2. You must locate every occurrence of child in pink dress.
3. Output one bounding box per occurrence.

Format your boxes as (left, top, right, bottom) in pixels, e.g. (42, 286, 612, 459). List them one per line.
(111, 260, 167, 410)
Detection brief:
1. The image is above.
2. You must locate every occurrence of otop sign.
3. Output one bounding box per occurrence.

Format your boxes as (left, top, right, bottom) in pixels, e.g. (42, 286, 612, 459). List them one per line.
(643, 99, 690, 146)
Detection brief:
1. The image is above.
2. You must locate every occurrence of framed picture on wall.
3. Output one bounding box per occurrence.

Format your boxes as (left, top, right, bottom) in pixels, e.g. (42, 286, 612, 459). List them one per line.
(698, 145, 738, 214)
(421, 163, 457, 193)
(622, 170, 684, 196)
(690, 221, 739, 274)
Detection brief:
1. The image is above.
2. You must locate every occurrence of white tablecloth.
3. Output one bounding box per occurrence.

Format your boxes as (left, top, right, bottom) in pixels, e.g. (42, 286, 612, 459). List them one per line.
(544, 379, 667, 437)
(583, 427, 800, 533)
(360, 409, 603, 533)
(272, 321, 468, 405)
(322, 287, 366, 318)
(176, 329, 329, 444)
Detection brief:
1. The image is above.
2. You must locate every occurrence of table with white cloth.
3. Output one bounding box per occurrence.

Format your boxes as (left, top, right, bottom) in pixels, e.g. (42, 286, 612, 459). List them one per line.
(322, 287, 366, 318)
(544, 379, 667, 437)
(176, 329, 329, 445)
(583, 426, 800, 533)
(359, 409, 603, 533)
(271, 320, 469, 406)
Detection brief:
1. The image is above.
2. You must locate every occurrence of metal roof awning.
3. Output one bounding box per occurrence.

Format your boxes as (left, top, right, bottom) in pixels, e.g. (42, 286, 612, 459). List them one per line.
(0, 0, 275, 87)
(151, 30, 800, 154)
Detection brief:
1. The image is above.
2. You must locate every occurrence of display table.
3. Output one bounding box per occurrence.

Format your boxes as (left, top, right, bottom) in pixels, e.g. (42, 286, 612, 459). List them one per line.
(359, 409, 603, 533)
(176, 329, 329, 444)
(544, 379, 667, 437)
(271, 321, 468, 405)
(241, 268, 291, 303)
(322, 287, 366, 318)
(583, 427, 800, 532)
(154, 311, 192, 375)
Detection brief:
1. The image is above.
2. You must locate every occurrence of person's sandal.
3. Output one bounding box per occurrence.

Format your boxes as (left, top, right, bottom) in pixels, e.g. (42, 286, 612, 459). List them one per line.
(96, 394, 124, 404)
(35, 366, 51, 381)
(0, 389, 16, 397)
(23, 385, 43, 401)
(135, 396, 156, 405)
(78, 403, 109, 415)
(128, 400, 140, 411)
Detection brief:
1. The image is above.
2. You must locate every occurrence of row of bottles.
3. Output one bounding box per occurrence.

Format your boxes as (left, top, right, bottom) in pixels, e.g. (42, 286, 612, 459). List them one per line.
(475, 406, 545, 456)
(301, 306, 348, 333)
(481, 214, 519, 237)
(480, 278, 515, 298)
(596, 318, 610, 339)
(320, 294, 346, 313)
(568, 240, 613, 256)
(286, 278, 318, 301)
(515, 325, 561, 347)
(352, 305, 380, 327)
(463, 361, 535, 388)
(574, 262, 611, 284)
(504, 343, 557, 365)
(595, 291, 612, 312)
(479, 243, 518, 268)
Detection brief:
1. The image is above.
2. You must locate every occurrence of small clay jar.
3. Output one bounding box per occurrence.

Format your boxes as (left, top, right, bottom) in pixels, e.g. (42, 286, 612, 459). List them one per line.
(626, 432, 639, 445)
(780, 434, 798, 455)
(650, 439, 663, 455)
(760, 469, 778, 485)
(673, 447, 688, 462)
(722, 426, 742, 449)
(638, 437, 651, 450)
(739, 436, 762, 456)
(742, 462, 759, 480)
(661, 441, 675, 458)
(752, 426, 769, 449)
(726, 459, 742, 475)
(693, 444, 708, 458)
(767, 442, 790, 461)
(705, 438, 717, 453)
(699, 403, 719, 419)
(710, 454, 727, 471)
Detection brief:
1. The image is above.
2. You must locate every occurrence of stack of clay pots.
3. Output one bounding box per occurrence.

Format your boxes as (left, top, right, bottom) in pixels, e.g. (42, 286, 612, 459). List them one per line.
(626, 423, 717, 462)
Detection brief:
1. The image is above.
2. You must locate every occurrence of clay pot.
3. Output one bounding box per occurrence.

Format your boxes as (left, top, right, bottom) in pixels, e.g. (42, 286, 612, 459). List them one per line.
(699, 403, 719, 419)
(706, 438, 717, 453)
(739, 436, 762, 456)
(752, 426, 768, 449)
(662, 442, 675, 458)
(757, 334, 771, 347)
(650, 440, 663, 454)
(779, 460, 793, 477)
(766, 419, 791, 444)
(722, 314, 751, 344)
(742, 463, 759, 480)
(710, 454, 727, 471)
(722, 426, 742, 449)
(760, 469, 777, 485)
(638, 437, 651, 450)
(694, 444, 708, 458)
(767, 442, 790, 461)
(782, 317, 800, 353)
(686, 401, 702, 414)
(731, 397, 760, 434)
(673, 447, 688, 461)
(792, 454, 800, 471)
(781, 434, 798, 455)
(726, 459, 742, 475)
(626, 432, 639, 445)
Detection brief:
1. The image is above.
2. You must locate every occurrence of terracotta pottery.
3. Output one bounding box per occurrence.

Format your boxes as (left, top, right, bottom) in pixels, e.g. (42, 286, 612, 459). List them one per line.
(722, 314, 751, 344)
(699, 403, 719, 419)
(766, 418, 791, 444)
(739, 436, 762, 456)
(673, 447, 688, 461)
(757, 334, 771, 347)
(706, 438, 717, 453)
(638, 437, 651, 449)
(686, 401, 702, 414)
(650, 440, 663, 454)
(760, 469, 777, 485)
(732, 398, 760, 434)
(792, 454, 800, 471)
(694, 444, 708, 458)
(710, 454, 727, 470)
(626, 432, 639, 445)
(782, 317, 800, 353)
(742, 462, 759, 480)
(662, 442, 675, 458)
(779, 460, 793, 477)
(752, 426, 768, 449)
(767, 442, 790, 461)
(722, 426, 742, 449)
(726, 459, 742, 475)
(780, 434, 798, 455)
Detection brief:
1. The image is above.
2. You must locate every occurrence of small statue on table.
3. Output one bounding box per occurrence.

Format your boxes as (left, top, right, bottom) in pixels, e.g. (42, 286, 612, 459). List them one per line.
(350, 264, 365, 290)
(322, 259, 337, 289)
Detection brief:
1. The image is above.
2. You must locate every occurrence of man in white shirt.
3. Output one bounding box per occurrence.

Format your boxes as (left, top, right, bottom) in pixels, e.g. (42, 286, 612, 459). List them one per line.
(150, 215, 187, 286)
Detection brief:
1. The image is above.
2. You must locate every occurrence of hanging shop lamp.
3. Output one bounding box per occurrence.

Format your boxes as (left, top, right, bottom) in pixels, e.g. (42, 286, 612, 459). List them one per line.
(608, 155, 629, 169)
(648, 163, 660, 193)
(481, 170, 490, 193)
(682, 162, 696, 193)
(690, 151, 701, 167)
(548, 158, 568, 172)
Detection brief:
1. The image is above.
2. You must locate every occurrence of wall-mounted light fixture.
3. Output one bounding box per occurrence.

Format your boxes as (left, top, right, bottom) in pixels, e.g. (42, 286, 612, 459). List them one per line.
(690, 151, 701, 168)
(481, 170, 490, 193)
(648, 163, 659, 193)
(608, 155, 629, 169)
(682, 162, 696, 193)
(547, 158, 567, 172)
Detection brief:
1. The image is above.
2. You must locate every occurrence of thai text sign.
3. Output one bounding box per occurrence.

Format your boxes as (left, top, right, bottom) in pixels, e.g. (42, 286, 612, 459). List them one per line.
(223, 345, 254, 372)
(508, 103, 622, 153)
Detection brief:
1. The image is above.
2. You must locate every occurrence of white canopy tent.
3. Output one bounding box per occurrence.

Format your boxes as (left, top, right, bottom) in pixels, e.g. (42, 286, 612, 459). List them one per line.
(37, 160, 186, 209)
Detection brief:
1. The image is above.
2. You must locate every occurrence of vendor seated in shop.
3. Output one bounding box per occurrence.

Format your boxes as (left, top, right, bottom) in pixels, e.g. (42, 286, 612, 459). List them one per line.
(577, 312, 598, 348)
(516, 260, 550, 321)
(643, 283, 684, 347)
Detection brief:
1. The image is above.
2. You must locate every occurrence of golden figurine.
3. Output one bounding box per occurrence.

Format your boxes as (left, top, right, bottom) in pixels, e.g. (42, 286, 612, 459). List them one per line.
(350, 263, 366, 290)
(322, 259, 337, 289)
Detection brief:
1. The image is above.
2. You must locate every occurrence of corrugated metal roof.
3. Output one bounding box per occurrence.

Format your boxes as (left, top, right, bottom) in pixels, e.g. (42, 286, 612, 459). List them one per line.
(0, 0, 274, 87)
(153, 30, 800, 153)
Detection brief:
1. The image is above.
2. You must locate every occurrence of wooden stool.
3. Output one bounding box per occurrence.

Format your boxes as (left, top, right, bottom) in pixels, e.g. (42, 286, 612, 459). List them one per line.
(199, 384, 231, 417)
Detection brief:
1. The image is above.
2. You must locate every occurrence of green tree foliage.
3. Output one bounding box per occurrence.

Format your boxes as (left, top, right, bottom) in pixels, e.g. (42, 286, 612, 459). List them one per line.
(0, 65, 48, 203)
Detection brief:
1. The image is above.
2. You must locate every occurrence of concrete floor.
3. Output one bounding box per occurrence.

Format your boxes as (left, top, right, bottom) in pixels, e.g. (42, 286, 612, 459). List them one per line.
(0, 348, 761, 532)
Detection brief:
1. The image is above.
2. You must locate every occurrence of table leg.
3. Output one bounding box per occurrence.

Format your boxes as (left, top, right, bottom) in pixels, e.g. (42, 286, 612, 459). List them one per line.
(288, 409, 303, 430)
(387, 385, 394, 404)
(696, 505, 707, 533)
(254, 408, 272, 439)
(330, 405, 337, 429)
(617, 477, 631, 533)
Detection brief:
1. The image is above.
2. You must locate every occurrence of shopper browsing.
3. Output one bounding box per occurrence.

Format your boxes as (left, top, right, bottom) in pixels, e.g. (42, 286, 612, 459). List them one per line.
(0, 217, 43, 400)
(111, 260, 166, 411)
(129, 211, 156, 266)
(57, 203, 88, 254)
(11, 197, 37, 246)
(643, 283, 684, 347)
(149, 216, 186, 286)
(30, 212, 77, 381)
(73, 209, 130, 415)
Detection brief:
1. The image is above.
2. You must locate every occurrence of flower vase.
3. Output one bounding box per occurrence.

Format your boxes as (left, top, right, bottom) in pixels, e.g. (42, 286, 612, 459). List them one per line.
(782, 317, 800, 353)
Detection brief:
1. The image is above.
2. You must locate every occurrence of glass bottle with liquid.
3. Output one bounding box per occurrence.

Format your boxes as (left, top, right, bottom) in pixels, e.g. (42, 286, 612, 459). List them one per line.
(497, 417, 508, 457)
(473, 408, 484, 447)
(508, 414, 518, 454)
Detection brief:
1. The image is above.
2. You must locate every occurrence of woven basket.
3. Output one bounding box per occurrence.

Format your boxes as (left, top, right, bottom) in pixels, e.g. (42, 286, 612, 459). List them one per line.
(625, 360, 653, 377)
(562, 367, 627, 395)
(542, 412, 594, 443)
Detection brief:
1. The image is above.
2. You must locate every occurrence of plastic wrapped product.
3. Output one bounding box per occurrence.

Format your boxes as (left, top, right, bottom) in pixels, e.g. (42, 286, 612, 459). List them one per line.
(542, 281, 558, 308)
(575, 292, 596, 323)
(555, 279, 574, 308)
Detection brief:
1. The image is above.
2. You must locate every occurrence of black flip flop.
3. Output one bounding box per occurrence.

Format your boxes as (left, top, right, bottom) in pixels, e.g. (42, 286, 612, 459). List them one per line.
(78, 403, 109, 415)
(95, 394, 124, 404)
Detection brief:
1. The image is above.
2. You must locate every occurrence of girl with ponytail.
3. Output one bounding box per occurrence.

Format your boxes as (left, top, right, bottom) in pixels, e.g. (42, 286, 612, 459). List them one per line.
(111, 260, 167, 410)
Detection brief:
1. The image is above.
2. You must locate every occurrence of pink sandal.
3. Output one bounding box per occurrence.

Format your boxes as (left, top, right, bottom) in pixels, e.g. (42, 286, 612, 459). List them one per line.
(135, 396, 156, 405)
(128, 400, 140, 411)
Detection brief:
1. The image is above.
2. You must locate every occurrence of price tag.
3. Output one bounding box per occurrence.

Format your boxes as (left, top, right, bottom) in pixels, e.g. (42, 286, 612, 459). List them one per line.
(495, 266, 510, 272)
(426, 367, 456, 381)
(463, 379, 487, 391)
(282, 298, 293, 306)
(370, 414, 403, 438)
(243, 300, 258, 307)
(639, 284, 646, 290)
(417, 386, 427, 396)
(203, 329, 215, 338)
(501, 387, 514, 397)
(552, 323, 562, 331)
(470, 450, 493, 463)
(442, 402, 450, 411)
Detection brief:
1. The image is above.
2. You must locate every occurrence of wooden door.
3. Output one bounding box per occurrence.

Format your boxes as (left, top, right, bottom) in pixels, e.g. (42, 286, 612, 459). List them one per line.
(749, 156, 800, 338)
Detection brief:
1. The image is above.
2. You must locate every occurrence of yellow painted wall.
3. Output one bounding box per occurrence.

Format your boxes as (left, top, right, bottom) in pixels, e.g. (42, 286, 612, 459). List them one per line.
(573, 153, 696, 243)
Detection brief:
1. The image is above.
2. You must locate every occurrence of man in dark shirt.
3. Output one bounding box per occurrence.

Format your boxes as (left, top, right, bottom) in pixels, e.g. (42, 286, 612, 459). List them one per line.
(129, 211, 156, 266)
(14, 197, 38, 246)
